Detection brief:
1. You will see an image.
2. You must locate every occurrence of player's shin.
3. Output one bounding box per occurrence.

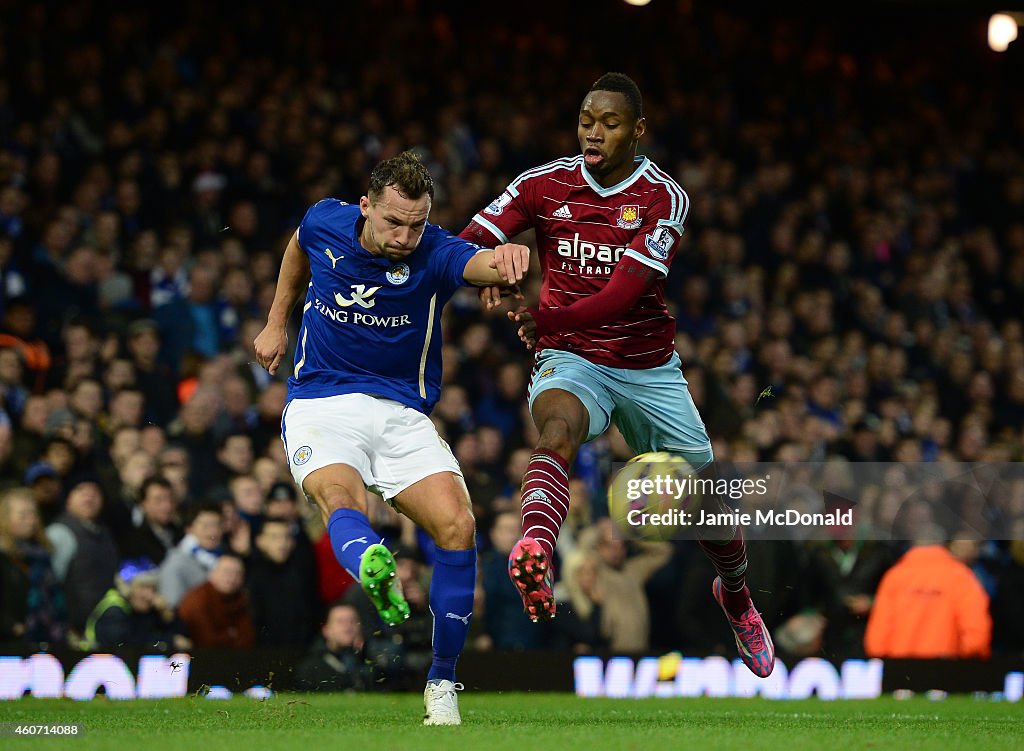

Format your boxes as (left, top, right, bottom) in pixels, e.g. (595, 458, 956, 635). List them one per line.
(699, 523, 750, 618)
(427, 546, 476, 683)
(327, 508, 378, 579)
(685, 457, 752, 618)
(520, 449, 571, 558)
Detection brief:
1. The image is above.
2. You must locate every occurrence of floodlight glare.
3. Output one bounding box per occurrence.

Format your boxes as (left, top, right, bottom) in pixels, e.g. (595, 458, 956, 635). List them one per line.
(988, 14, 1018, 52)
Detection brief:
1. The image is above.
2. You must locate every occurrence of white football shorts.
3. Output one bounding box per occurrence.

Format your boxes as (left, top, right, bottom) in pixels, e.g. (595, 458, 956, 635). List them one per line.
(282, 393, 461, 501)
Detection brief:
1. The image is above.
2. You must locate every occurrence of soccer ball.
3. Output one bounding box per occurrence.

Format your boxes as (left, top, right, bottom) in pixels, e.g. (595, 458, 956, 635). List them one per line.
(607, 451, 701, 541)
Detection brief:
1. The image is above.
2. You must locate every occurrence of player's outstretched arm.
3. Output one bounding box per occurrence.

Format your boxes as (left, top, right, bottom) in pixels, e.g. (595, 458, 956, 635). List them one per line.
(506, 256, 659, 350)
(254, 230, 310, 375)
(463, 243, 530, 286)
(464, 242, 528, 307)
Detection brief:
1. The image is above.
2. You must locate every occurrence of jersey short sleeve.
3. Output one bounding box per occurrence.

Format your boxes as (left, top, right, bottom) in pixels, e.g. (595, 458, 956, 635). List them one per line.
(297, 199, 346, 255)
(622, 187, 688, 278)
(427, 227, 485, 292)
(459, 170, 539, 246)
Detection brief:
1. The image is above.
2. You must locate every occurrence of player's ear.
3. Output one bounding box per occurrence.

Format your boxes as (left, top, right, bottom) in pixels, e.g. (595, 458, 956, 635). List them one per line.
(359, 196, 370, 216)
(634, 117, 647, 141)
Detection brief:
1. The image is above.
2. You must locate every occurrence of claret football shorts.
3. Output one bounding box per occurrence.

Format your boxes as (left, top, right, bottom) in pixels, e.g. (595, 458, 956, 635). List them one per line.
(528, 348, 714, 469)
(282, 393, 462, 501)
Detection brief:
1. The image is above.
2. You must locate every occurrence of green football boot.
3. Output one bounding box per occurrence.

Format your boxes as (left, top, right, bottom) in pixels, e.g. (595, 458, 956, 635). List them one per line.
(359, 543, 410, 626)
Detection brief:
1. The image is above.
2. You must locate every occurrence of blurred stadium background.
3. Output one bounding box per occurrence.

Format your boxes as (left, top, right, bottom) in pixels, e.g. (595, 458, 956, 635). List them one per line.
(1, 0, 1024, 711)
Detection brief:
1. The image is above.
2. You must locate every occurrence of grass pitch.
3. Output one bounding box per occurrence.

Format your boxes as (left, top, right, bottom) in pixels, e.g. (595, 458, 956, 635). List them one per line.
(4, 693, 1022, 750)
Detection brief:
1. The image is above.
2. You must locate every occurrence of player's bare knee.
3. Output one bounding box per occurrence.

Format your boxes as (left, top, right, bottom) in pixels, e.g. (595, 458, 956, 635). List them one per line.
(538, 416, 582, 460)
(434, 508, 476, 550)
(313, 491, 365, 518)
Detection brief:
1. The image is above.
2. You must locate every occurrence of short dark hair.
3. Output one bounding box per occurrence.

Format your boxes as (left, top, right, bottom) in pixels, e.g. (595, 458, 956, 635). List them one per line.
(139, 474, 173, 503)
(367, 150, 434, 202)
(324, 600, 359, 624)
(267, 481, 297, 503)
(260, 515, 291, 531)
(217, 431, 252, 451)
(589, 72, 643, 120)
(184, 500, 222, 528)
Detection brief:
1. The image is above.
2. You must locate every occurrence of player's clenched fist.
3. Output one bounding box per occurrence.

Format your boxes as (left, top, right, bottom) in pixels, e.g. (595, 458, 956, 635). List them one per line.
(508, 307, 537, 350)
(488, 242, 530, 284)
(253, 325, 288, 375)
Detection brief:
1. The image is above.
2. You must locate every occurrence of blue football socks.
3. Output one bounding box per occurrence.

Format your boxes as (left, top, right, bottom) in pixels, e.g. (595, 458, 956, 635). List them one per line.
(427, 546, 477, 683)
(327, 508, 378, 579)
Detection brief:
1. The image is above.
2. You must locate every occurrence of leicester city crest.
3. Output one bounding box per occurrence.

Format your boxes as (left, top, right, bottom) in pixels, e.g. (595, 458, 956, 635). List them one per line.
(292, 446, 312, 465)
(386, 263, 411, 285)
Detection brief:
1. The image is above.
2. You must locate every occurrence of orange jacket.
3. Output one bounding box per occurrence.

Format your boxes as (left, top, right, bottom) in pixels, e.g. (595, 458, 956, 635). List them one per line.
(864, 545, 991, 659)
(178, 581, 256, 648)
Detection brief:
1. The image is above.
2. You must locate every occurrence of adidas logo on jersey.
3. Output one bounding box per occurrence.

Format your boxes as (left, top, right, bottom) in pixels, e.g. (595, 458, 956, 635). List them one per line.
(552, 204, 573, 219)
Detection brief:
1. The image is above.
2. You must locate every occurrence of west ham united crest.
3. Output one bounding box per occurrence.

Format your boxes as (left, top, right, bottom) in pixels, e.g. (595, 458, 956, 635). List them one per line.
(616, 204, 642, 229)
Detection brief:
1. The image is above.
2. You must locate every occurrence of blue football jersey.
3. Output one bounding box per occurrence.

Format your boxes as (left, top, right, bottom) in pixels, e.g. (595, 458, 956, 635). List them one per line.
(286, 199, 481, 413)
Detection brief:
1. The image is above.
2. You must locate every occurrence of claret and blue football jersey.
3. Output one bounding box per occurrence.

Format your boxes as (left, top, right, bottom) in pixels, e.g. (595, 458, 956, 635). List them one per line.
(460, 155, 689, 369)
(287, 199, 481, 414)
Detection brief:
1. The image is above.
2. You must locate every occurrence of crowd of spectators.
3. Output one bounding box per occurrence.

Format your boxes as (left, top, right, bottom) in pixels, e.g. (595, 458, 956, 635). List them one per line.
(0, 1, 1023, 681)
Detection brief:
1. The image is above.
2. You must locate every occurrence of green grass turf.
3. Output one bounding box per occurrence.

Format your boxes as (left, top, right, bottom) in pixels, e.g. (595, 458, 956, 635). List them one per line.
(3, 693, 1022, 751)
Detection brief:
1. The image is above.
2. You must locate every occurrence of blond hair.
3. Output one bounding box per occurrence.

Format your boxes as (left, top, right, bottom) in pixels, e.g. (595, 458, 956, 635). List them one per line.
(0, 487, 49, 557)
